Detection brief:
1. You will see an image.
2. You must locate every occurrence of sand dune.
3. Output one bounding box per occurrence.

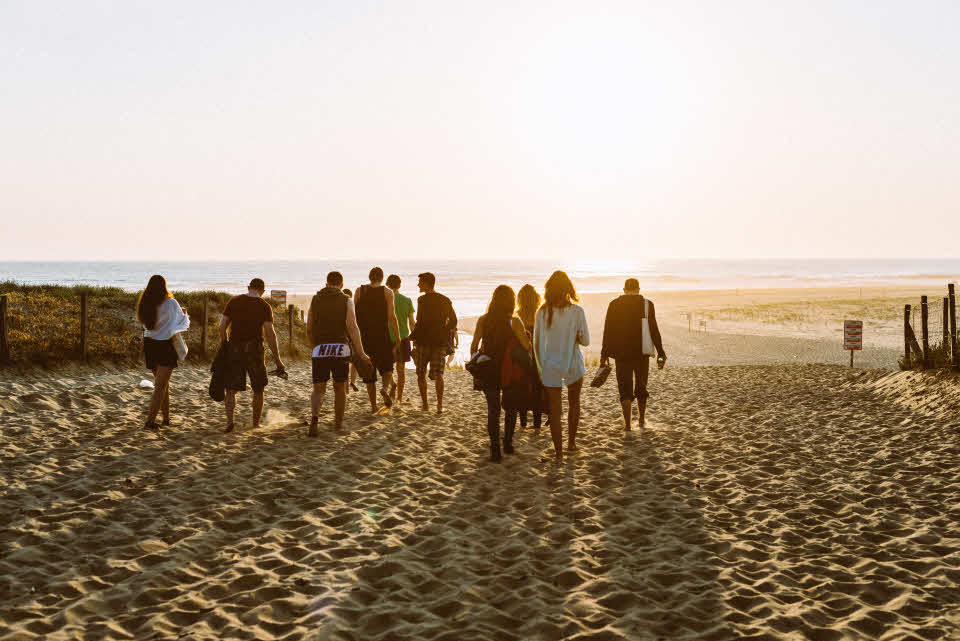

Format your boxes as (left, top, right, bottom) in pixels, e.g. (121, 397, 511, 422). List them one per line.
(1, 363, 958, 640)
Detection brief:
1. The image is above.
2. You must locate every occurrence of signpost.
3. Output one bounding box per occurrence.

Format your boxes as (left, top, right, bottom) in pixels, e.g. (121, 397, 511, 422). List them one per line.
(270, 290, 287, 307)
(844, 320, 863, 367)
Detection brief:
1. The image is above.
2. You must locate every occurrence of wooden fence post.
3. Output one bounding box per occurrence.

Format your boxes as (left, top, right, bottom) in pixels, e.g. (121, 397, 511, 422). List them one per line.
(200, 298, 208, 357)
(950, 284, 958, 371)
(943, 297, 950, 353)
(903, 304, 911, 369)
(80, 292, 89, 362)
(288, 304, 295, 355)
(0, 295, 9, 362)
(921, 295, 929, 369)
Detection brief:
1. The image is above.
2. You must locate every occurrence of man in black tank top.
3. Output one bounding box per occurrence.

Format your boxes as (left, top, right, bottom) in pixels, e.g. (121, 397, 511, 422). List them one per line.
(305, 271, 371, 435)
(354, 266, 401, 413)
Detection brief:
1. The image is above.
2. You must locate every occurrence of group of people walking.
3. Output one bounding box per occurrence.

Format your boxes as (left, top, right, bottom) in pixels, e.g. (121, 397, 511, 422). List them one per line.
(135, 269, 666, 463)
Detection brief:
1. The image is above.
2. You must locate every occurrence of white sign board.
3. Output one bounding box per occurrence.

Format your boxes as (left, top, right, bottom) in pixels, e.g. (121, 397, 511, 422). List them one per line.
(843, 320, 863, 351)
(270, 290, 287, 306)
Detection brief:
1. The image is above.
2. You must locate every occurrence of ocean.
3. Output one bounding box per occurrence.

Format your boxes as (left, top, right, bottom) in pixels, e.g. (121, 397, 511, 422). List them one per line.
(2, 258, 958, 317)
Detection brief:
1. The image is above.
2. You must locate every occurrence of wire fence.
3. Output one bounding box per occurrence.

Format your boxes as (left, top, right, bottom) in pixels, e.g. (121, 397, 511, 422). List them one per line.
(904, 290, 958, 370)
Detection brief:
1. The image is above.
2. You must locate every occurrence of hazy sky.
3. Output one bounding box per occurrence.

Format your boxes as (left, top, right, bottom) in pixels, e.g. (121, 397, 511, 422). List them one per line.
(2, 1, 958, 261)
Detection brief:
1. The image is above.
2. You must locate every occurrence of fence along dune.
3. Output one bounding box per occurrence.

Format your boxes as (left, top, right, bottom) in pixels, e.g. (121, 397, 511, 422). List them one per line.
(0, 282, 309, 366)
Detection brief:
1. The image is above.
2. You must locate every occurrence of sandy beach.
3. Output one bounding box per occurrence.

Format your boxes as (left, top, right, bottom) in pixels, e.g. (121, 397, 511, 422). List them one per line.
(2, 350, 958, 639)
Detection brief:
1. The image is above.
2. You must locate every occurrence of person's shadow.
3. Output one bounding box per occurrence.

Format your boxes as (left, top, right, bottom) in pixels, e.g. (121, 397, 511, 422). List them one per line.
(317, 389, 733, 640)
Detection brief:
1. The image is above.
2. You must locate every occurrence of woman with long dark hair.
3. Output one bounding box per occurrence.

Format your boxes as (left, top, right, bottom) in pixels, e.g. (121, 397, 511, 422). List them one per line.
(534, 270, 589, 461)
(470, 285, 531, 462)
(516, 284, 544, 431)
(137, 274, 189, 430)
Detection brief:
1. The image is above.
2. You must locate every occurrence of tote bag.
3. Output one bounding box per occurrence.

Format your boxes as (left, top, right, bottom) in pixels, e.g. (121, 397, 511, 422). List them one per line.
(641, 299, 655, 356)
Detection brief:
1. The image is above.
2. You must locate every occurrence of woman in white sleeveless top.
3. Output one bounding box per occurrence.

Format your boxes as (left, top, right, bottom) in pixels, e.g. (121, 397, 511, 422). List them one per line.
(534, 270, 589, 461)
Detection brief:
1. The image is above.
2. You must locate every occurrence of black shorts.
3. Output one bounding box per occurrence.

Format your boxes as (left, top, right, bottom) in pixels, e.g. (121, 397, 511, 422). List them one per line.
(225, 340, 268, 393)
(361, 346, 395, 384)
(399, 338, 412, 363)
(615, 357, 650, 403)
(144, 338, 178, 370)
(313, 356, 349, 383)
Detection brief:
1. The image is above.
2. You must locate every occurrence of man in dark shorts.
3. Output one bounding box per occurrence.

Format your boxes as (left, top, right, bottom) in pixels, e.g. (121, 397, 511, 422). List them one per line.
(305, 271, 371, 436)
(408, 272, 457, 414)
(218, 278, 286, 433)
(600, 278, 667, 430)
(386, 274, 416, 405)
(354, 267, 401, 413)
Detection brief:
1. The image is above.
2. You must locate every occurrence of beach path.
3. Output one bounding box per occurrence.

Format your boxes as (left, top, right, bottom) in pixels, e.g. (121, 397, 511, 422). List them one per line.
(1, 364, 957, 640)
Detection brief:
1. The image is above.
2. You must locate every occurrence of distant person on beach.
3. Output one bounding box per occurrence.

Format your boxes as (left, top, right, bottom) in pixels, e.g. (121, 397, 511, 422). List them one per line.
(517, 284, 544, 431)
(137, 274, 190, 430)
(386, 274, 416, 405)
(470, 285, 533, 462)
(600, 278, 667, 430)
(305, 271, 371, 435)
(218, 278, 286, 433)
(409, 272, 457, 414)
(535, 270, 589, 461)
(354, 267, 401, 412)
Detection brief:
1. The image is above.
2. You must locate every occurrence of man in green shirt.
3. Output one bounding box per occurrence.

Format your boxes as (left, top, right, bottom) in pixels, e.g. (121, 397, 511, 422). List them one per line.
(387, 274, 416, 405)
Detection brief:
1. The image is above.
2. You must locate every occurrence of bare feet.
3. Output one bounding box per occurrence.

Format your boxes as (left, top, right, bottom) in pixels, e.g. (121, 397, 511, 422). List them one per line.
(308, 417, 319, 438)
(224, 423, 235, 433)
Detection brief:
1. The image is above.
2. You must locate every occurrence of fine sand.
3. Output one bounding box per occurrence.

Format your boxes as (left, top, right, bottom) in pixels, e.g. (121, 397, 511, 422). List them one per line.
(459, 285, 929, 370)
(2, 358, 958, 639)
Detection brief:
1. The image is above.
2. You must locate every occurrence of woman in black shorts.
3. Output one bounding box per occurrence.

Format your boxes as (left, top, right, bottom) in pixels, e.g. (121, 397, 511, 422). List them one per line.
(137, 274, 189, 430)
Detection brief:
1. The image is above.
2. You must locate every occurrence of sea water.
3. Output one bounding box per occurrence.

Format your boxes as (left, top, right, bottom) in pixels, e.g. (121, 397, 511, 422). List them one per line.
(2, 258, 958, 317)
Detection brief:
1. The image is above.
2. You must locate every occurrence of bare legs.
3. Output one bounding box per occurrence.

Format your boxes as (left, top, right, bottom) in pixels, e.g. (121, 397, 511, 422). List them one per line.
(252, 390, 264, 427)
(310, 381, 347, 435)
(223, 388, 265, 432)
(545, 378, 584, 460)
(146, 366, 173, 426)
(395, 362, 406, 404)
(417, 374, 444, 414)
(366, 371, 395, 413)
(620, 399, 633, 430)
(417, 374, 428, 410)
(435, 375, 444, 414)
(567, 378, 582, 451)
(546, 386, 563, 460)
(224, 389, 237, 431)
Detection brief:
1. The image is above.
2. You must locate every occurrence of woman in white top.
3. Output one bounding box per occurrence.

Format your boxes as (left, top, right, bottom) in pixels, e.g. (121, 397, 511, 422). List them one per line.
(534, 270, 589, 460)
(137, 274, 189, 430)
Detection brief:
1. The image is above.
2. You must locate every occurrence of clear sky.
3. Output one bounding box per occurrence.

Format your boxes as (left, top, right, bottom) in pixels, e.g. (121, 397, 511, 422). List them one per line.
(1, 1, 958, 261)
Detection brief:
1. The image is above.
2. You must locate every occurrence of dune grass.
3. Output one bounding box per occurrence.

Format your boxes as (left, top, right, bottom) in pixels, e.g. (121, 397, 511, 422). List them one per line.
(0, 282, 309, 367)
(701, 296, 921, 326)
